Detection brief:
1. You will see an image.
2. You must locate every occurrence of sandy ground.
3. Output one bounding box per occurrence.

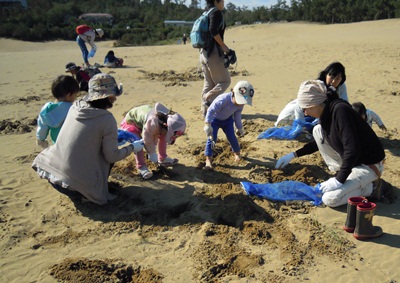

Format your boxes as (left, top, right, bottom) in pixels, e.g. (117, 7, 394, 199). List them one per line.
(0, 19, 399, 283)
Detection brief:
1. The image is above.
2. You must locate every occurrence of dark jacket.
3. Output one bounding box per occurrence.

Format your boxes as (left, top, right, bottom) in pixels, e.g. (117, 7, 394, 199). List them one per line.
(296, 99, 385, 183)
(206, 8, 225, 57)
(75, 69, 90, 92)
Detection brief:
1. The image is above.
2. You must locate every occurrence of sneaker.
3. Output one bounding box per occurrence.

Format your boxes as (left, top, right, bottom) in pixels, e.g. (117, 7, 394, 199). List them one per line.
(158, 156, 178, 167)
(139, 167, 153, 180)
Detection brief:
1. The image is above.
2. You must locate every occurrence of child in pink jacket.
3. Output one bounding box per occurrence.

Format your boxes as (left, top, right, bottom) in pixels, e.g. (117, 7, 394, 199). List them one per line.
(120, 103, 186, 179)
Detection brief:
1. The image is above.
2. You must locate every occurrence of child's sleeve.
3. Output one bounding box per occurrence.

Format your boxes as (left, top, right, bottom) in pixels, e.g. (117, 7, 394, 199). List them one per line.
(233, 108, 243, 130)
(36, 114, 49, 141)
(367, 109, 384, 127)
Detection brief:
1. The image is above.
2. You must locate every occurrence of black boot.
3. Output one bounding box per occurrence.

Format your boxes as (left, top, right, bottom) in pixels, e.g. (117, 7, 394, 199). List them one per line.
(367, 178, 383, 202)
(343, 197, 366, 233)
(353, 201, 383, 240)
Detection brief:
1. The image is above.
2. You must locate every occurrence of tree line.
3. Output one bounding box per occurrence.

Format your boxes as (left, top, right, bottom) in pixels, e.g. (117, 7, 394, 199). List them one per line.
(0, 0, 398, 46)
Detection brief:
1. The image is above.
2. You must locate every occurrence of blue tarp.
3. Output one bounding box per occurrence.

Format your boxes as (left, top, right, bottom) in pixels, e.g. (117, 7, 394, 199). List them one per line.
(241, 180, 323, 206)
(258, 118, 316, 140)
(117, 129, 140, 146)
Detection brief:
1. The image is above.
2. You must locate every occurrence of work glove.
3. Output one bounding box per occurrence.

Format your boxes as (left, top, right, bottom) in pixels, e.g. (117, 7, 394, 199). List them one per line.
(275, 152, 295, 169)
(236, 128, 245, 137)
(223, 49, 237, 68)
(131, 139, 144, 153)
(228, 49, 237, 65)
(36, 139, 49, 149)
(148, 152, 158, 163)
(204, 123, 213, 137)
(320, 177, 343, 193)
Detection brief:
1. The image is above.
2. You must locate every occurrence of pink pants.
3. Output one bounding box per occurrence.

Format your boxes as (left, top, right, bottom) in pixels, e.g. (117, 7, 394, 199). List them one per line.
(120, 119, 167, 169)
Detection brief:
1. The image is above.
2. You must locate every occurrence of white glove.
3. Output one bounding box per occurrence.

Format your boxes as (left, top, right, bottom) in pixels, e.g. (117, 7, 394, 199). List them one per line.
(320, 177, 343, 193)
(275, 152, 295, 169)
(204, 123, 213, 137)
(36, 139, 49, 149)
(236, 128, 245, 137)
(148, 153, 158, 163)
(131, 139, 144, 153)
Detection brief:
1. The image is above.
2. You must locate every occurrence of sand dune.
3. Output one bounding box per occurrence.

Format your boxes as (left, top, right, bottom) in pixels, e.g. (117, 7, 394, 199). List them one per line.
(0, 19, 399, 282)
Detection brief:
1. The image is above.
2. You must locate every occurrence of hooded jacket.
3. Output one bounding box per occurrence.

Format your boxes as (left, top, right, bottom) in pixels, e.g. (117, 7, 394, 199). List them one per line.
(32, 100, 133, 205)
(36, 101, 72, 143)
(296, 99, 385, 183)
(124, 105, 167, 155)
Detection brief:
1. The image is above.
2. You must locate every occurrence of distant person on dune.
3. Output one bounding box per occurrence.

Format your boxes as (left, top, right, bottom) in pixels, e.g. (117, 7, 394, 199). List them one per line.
(65, 62, 90, 92)
(104, 50, 124, 68)
(75, 25, 104, 67)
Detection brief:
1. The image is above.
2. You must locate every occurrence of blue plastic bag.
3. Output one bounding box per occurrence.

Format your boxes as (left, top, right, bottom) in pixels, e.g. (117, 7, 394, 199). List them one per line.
(258, 119, 315, 140)
(241, 181, 323, 206)
(88, 48, 96, 58)
(117, 129, 139, 146)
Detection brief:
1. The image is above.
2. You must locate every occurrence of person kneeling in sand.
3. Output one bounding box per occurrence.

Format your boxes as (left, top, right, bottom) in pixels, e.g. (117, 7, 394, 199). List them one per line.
(65, 62, 90, 92)
(104, 50, 124, 68)
(275, 62, 348, 128)
(275, 80, 385, 207)
(203, 81, 254, 170)
(120, 103, 186, 179)
(32, 74, 144, 205)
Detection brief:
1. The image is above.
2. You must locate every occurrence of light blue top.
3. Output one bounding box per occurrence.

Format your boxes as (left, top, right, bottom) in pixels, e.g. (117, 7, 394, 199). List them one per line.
(36, 101, 72, 143)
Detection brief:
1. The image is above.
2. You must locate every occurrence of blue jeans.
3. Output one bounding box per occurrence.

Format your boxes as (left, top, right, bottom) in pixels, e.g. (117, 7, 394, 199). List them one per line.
(205, 116, 240, 157)
(76, 35, 89, 64)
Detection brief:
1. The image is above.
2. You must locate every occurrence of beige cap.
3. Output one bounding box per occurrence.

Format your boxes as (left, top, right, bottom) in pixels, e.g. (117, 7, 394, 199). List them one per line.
(297, 80, 327, 109)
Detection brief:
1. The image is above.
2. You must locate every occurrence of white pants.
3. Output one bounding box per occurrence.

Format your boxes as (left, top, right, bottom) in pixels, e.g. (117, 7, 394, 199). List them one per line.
(313, 125, 384, 207)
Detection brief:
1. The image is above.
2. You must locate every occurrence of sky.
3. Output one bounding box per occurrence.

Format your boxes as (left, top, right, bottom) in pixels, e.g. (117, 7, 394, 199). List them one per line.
(182, 0, 279, 10)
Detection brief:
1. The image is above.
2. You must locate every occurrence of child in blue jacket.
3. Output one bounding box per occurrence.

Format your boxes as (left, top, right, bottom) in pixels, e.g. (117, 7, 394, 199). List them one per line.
(203, 81, 254, 170)
(36, 75, 79, 148)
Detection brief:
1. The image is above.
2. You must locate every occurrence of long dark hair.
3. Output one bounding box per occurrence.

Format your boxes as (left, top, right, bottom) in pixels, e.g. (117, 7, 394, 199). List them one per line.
(317, 62, 346, 86)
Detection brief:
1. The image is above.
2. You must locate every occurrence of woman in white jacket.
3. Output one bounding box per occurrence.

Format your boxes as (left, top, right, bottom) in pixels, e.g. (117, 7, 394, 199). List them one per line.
(275, 62, 348, 127)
